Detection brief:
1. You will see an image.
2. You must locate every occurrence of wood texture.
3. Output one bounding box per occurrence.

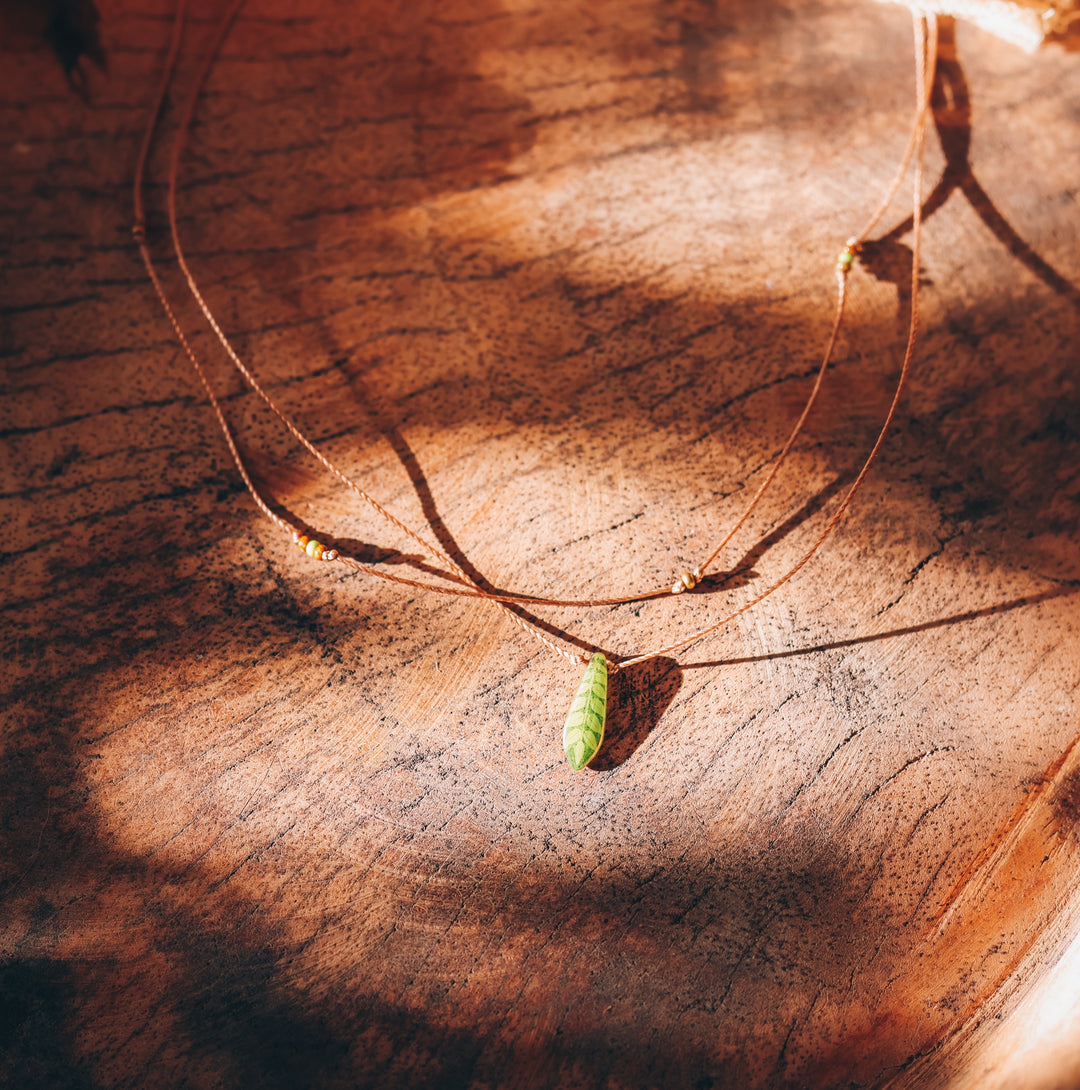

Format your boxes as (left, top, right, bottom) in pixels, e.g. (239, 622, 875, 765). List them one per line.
(2, 1, 1079, 1087)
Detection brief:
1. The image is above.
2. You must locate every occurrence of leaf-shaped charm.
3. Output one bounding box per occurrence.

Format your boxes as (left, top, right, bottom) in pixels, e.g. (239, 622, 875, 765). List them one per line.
(563, 652, 608, 770)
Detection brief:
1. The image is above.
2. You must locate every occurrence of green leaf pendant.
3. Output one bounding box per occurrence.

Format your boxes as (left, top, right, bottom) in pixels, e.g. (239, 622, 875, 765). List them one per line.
(563, 653, 608, 770)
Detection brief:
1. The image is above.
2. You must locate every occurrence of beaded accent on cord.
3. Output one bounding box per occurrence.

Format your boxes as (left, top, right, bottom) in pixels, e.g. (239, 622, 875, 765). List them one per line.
(670, 570, 701, 595)
(294, 534, 338, 562)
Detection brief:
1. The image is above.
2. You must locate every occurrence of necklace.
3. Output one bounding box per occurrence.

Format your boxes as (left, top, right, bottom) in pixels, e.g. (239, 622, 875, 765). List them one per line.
(134, 1, 938, 770)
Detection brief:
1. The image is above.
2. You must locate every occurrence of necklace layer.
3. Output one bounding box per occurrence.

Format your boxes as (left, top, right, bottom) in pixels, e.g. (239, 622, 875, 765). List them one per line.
(134, 2, 938, 769)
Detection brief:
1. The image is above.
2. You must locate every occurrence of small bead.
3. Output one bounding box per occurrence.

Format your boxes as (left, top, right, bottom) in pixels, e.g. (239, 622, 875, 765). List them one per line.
(305, 539, 324, 560)
(672, 572, 697, 594)
(323, 549, 338, 561)
(837, 246, 855, 272)
(296, 535, 310, 551)
(132, 222, 146, 242)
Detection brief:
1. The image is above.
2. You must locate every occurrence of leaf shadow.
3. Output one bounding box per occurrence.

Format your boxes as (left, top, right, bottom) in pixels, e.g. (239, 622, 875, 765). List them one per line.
(590, 655, 681, 771)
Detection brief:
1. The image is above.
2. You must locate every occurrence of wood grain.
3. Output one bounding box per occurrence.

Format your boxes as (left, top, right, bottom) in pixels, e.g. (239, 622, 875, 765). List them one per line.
(2, 1, 1079, 1087)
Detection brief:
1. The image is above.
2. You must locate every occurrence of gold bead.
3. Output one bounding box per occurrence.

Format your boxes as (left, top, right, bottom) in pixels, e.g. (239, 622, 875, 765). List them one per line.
(672, 571, 697, 594)
(296, 535, 310, 551)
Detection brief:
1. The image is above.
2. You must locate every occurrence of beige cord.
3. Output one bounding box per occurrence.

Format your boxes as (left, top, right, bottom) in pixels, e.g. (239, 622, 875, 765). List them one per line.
(618, 11, 937, 671)
(135, 3, 938, 671)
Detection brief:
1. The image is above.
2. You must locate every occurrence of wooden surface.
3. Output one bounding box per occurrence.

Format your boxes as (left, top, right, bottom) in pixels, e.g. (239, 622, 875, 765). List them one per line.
(3, 2, 1080, 1087)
